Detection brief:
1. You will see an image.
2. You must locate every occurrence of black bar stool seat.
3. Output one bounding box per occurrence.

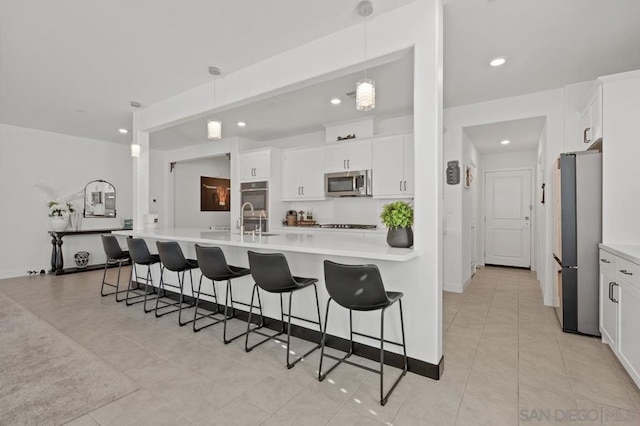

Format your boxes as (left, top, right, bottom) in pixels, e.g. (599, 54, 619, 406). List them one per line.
(126, 238, 162, 312)
(100, 235, 131, 301)
(318, 260, 408, 406)
(155, 241, 199, 326)
(244, 251, 322, 369)
(192, 244, 261, 339)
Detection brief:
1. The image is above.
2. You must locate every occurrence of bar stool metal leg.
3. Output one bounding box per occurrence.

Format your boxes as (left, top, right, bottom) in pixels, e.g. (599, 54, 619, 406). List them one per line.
(192, 275, 225, 332)
(140, 266, 160, 313)
(101, 259, 129, 299)
(154, 267, 186, 318)
(125, 264, 153, 306)
(245, 283, 322, 369)
(222, 280, 265, 344)
(318, 299, 408, 406)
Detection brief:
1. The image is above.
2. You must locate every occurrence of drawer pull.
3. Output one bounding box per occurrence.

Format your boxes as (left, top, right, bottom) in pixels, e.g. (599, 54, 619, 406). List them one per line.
(600, 258, 611, 263)
(620, 269, 633, 276)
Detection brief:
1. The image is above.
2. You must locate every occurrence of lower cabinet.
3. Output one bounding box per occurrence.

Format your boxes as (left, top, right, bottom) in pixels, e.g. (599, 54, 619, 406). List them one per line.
(599, 246, 640, 388)
(600, 268, 618, 348)
(619, 282, 640, 383)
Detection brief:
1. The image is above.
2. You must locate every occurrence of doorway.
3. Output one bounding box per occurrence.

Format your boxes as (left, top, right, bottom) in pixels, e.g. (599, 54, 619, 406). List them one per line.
(484, 169, 532, 268)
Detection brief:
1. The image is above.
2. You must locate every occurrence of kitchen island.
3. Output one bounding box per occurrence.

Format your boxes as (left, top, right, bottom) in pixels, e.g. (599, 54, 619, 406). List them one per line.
(113, 228, 440, 378)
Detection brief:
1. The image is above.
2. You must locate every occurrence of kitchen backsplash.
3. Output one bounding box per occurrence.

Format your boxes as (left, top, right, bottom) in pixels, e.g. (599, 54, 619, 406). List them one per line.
(282, 197, 412, 228)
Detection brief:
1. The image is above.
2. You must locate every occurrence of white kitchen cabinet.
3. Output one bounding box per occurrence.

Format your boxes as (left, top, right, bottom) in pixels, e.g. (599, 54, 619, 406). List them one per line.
(239, 150, 271, 181)
(599, 245, 640, 388)
(619, 280, 640, 384)
(281, 147, 325, 200)
(599, 253, 618, 349)
(581, 84, 603, 147)
(324, 140, 372, 173)
(372, 134, 414, 198)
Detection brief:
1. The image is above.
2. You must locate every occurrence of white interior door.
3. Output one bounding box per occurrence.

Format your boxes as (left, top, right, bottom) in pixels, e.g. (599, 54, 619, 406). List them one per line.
(485, 169, 531, 268)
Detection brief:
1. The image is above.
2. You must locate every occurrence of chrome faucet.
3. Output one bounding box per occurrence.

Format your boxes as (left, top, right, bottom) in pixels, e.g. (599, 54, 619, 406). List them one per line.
(240, 202, 254, 235)
(258, 210, 267, 237)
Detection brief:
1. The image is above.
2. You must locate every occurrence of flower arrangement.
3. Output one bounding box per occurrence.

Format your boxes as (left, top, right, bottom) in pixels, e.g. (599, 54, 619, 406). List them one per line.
(48, 200, 75, 218)
(380, 201, 414, 229)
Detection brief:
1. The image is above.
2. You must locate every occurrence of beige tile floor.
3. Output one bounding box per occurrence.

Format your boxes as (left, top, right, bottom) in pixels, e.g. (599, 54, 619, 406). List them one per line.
(1, 266, 639, 425)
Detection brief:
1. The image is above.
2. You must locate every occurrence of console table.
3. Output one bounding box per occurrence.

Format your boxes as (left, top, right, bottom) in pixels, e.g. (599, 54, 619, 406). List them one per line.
(48, 229, 128, 275)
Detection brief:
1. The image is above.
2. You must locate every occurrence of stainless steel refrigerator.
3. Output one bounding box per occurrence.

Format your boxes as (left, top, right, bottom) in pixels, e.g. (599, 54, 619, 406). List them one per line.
(553, 151, 602, 336)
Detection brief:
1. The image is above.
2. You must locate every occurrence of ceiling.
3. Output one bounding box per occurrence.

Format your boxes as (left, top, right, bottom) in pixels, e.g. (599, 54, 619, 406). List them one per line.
(0, 0, 415, 144)
(2, 0, 640, 144)
(151, 53, 414, 150)
(444, 0, 640, 107)
(463, 116, 546, 154)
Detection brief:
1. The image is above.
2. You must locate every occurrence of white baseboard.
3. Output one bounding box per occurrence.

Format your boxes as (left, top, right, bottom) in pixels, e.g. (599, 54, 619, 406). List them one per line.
(0, 270, 30, 280)
(444, 281, 464, 293)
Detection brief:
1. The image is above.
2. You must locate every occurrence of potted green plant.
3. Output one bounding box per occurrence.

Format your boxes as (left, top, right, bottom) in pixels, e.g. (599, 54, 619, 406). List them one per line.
(380, 201, 414, 248)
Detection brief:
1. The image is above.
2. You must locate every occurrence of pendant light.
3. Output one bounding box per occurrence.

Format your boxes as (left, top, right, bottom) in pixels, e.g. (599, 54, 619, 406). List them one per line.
(207, 66, 222, 140)
(356, 1, 375, 111)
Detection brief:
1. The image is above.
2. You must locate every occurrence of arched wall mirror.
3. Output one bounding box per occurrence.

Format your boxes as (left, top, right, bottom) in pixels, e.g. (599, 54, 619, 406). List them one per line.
(84, 180, 116, 218)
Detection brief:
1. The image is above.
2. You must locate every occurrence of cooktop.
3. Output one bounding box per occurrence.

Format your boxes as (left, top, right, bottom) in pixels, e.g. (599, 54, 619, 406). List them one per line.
(319, 224, 378, 230)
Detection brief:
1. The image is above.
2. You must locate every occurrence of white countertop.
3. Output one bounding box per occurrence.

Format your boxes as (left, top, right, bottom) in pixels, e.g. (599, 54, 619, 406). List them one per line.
(114, 228, 418, 262)
(600, 243, 640, 265)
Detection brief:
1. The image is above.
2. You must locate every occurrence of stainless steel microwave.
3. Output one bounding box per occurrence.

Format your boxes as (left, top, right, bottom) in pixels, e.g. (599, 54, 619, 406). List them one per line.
(324, 170, 372, 197)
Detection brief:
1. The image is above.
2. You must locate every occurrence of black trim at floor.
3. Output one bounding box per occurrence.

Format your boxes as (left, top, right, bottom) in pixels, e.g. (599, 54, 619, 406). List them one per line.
(136, 283, 444, 380)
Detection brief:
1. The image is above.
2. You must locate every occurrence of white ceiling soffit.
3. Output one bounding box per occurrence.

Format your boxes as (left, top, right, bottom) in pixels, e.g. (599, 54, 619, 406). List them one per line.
(151, 53, 414, 151)
(0, 0, 416, 144)
(444, 0, 640, 107)
(464, 116, 546, 154)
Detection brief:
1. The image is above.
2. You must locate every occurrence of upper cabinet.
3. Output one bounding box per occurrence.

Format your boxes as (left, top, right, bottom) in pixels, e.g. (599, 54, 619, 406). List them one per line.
(239, 150, 271, 181)
(281, 147, 325, 201)
(324, 140, 372, 173)
(372, 134, 414, 198)
(581, 83, 603, 147)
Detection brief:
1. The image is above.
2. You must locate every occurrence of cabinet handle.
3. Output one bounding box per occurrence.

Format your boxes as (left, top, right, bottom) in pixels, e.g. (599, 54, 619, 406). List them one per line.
(301, 186, 304, 195)
(404, 180, 407, 191)
(620, 269, 633, 276)
(343, 160, 347, 169)
(400, 181, 403, 191)
(583, 127, 591, 144)
(612, 282, 619, 303)
(609, 282, 614, 302)
(347, 159, 350, 169)
(600, 258, 611, 263)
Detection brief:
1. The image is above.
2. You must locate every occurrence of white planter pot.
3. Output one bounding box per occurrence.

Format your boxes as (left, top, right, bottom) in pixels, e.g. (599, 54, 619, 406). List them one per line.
(50, 217, 69, 232)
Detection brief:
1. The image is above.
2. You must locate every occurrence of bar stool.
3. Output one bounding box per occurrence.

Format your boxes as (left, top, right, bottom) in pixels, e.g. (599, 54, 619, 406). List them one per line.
(100, 235, 131, 301)
(126, 238, 162, 312)
(245, 251, 322, 369)
(155, 241, 199, 326)
(319, 260, 408, 406)
(193, 245, 262, 341)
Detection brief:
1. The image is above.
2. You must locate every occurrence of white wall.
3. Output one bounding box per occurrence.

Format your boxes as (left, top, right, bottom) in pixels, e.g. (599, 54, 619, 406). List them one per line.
(0, 124, 132, 278)
(443, 88, 565, 306)
(477, 149, 538, 272)
(461, 130, 479, 286)
(174, 155, 231, 229)
(601, 71, 640, 244)
(133, 1, 444, 365)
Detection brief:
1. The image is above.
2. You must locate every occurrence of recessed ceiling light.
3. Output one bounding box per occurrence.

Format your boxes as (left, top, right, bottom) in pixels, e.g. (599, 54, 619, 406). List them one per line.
(237, 121, 247, 127)
(330, 98, 342, 105)
(501, 140, 511, 145)
(490, 57, 506, 67)
(118, 128, 128, 134)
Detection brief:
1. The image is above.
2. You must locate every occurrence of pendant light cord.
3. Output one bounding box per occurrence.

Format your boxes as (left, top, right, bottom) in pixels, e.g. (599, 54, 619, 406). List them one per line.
(364, 11, 368, 79)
